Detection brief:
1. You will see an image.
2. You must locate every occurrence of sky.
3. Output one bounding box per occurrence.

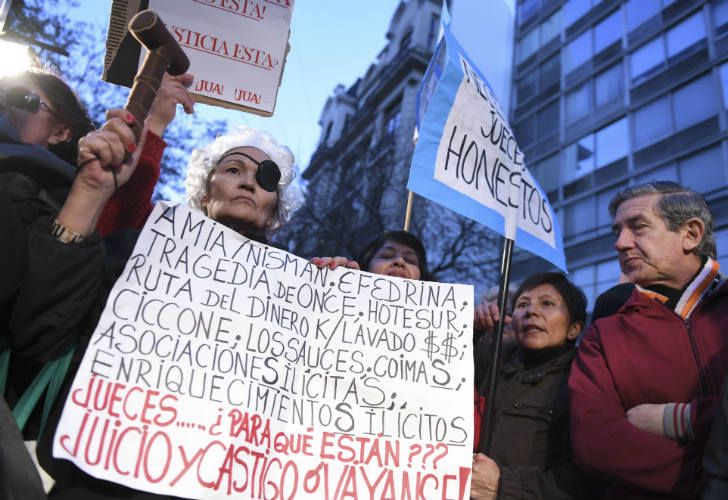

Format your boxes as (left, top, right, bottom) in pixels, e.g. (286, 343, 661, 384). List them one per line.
(67, 0, 401, 171)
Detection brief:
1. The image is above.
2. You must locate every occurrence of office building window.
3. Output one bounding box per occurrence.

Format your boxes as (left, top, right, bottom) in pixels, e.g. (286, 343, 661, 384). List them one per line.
(564, 29, 593, 74)
(666, 11, 706, 59)
(571, 264, 596, 309)
(630, 36, 666, 85)
(673, 74, 717, 130)
(596, 259, 622, 295)
(635, 163, 679, 184)
(679, 146, 723, 193)
(563, 134, 596, 183)
(564, 0, 592, 28)
(537, 101, 560, 138)
(720, 62, 728, 108)
(595, 118, 628, 168)
(518, 27, 539, 63)
(519, 0, 540, 27)
(541, 8, 562, 46)
(516, 70, 539, 104)
(565, 196, 596, 237)
(566, 80, 592, 124)
(540, 53, 561, 93)
(514, 114, 537, 146)
(597, 184, 625, 228)
(633, 95, 672, 149)
(625, 0, 661, 33)
(531, 153, 560, 194)
(594, 9, 622, 54)
(714, 0, 728, 38)
(595, 62, 624, 108)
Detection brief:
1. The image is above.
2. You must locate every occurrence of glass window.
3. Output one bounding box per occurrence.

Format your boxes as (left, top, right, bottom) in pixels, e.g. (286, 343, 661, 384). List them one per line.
(571, 264, 596, 309)
(564, 0, 592, 27)
(595, 63, 624, 108)
(720, 62, 728, 108)
(635, 163, 679, 184)
(516, 71, 539, 104)
(566, 80, 592, 124)
(715, 0, 728, 37)
(518, 27, 539, 63)
(633, 96, 672, 149)
(514, 114, 538, 146)
(597, 183, 627, 229)
(596, 118, 628, 168)
(596, 259, 621, 293)
(679, 146, 724, 193)
(540, 8, 562, 46)
(716, 227, 728, 266)
(666, 12, 706, 58)
(630, 36, 666, 84)
(531, 154, 560, 193)
(537, 101, 560, 135)
(540, 54, 561, 91)
(625, 0, 660, 32)
(594, 10, 622, 54)
(563, 134, 595, 183)
(565, 197, 596, 237)
(519, 0, 540, 26)
(673, 74, 717, 130)
(564, 29, 593, 74)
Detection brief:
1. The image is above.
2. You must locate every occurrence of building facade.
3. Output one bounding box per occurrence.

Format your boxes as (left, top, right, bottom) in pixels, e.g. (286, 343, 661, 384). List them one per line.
(277, 0, 511, 288)
(511, 0, 728, 308)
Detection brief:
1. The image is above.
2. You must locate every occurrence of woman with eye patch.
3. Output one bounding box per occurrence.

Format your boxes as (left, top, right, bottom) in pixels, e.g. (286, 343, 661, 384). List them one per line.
(7, 124, 299, 499)
(470, 272, 590, 500)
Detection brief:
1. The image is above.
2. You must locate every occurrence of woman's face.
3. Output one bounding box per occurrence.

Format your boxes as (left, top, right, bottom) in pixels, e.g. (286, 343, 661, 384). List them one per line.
(3, 83, 70, 147)
(512, 283, 580, 350)
(368, 240, 421, 280)
(202, 146, 278, 234)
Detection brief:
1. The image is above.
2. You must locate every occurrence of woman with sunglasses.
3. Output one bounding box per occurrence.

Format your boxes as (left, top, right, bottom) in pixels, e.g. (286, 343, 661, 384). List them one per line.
(9, 115, 299, 498)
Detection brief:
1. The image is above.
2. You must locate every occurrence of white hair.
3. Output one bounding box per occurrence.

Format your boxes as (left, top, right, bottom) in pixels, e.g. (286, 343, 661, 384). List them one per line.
(185, 126, 301, 235)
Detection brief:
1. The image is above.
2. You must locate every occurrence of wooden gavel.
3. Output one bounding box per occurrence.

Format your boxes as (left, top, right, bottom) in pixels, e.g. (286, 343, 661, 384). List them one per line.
(125, 10, 190, 141)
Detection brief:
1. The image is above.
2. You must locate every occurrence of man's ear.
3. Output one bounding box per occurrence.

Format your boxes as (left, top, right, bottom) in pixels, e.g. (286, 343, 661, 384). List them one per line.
(48, 124, 72, 145)
(567, 322, 583, 341)
(682, 217, 705, 254)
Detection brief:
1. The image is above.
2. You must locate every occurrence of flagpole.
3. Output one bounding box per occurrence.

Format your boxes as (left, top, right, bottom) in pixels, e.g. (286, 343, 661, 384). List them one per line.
(403, 191, 415, 231)
(479, 237, 514, 454)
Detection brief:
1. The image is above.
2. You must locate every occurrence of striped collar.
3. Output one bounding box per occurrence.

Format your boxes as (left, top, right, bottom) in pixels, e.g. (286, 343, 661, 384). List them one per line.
(635, 258, 721, 320)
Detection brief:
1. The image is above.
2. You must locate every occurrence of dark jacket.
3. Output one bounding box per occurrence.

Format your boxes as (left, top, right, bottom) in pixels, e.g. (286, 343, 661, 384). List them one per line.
(702, 373, 728, 499)
(477, 341, 587, 500)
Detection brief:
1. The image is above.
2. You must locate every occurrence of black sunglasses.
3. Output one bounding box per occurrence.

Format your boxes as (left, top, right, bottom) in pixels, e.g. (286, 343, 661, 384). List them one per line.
(216, 150, 281, 192)
(2, 86, 59, 117)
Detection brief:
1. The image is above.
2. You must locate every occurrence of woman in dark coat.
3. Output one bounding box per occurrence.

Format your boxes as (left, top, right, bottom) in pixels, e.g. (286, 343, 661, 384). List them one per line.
(472, 272, 589, 500)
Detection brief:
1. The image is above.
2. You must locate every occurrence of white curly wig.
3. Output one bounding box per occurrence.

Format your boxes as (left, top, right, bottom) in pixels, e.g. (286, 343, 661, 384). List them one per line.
(185, 126, 301, 235)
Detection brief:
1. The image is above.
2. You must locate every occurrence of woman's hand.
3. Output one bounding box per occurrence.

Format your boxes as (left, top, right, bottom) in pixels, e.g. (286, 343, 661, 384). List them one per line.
(311, 256, 360, 271)
(146, 73, 195, 137)
(471, 453, 500, 500)
(626, 403, 666, 437)
(474, 299, 511, 331)
(59, 109, 144, 237)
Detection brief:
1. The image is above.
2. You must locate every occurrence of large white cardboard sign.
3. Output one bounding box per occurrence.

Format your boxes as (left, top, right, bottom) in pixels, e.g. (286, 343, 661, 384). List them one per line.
(54, 202, 474, 499)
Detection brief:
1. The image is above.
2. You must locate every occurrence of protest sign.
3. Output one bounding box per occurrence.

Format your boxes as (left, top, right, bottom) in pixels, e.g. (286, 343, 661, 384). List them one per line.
(54, 202, 474, 499)
(407, 25, 566, 271)
(104, 0, 293, 116)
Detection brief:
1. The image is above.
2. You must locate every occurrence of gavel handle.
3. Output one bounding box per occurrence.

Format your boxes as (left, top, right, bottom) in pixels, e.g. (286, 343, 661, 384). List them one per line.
(125, 50, 171, 142)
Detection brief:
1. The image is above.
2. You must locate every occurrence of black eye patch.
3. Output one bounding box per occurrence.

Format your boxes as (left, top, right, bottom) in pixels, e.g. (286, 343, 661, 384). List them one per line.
(216, 150, 281, 192)
(256, 159, 281, 192)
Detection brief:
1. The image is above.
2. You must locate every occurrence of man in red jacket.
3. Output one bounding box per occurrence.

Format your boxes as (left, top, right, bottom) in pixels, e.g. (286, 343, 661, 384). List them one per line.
(569, 181, 728, 499)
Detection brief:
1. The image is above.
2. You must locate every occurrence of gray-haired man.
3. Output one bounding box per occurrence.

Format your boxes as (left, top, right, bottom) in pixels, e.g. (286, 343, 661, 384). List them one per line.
(569, 181, 728, 499)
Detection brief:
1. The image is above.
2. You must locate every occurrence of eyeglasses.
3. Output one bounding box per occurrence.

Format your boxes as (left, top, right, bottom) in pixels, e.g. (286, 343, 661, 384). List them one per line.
(216, 150, 281, 192)
(1, 86, 60, 117)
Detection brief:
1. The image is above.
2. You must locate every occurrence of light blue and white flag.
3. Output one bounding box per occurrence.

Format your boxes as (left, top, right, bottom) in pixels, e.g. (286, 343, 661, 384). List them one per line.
(407, 24, 566, 271)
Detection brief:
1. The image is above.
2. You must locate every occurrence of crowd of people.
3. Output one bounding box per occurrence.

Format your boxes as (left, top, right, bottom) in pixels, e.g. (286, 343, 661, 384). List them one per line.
(1, 67, 728, 500)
